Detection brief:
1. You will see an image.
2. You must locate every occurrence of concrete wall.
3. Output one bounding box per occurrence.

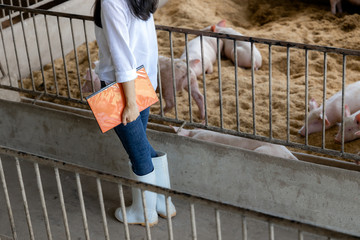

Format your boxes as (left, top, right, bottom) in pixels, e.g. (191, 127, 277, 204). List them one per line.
(0, 98, 359, 236)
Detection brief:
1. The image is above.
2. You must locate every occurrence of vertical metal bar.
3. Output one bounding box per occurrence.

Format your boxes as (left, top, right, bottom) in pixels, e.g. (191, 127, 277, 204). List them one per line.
(70, 18, 83, 100)
(340, 54, 346, 153)
(200, 35, 208, 125)
(169, 31, 178, 119)
(321, 52, 328, 149)
(286, 46, 290, 142)
(57, 16, 71, 98)
(0, 13, 12, 87)
(304, 49, 309, 145)
(8, 9, 22, 86)
(234, 39, 240, 132)
(54, 168, 71, 240)
(15, 158, 35, 240)
(242, 215, 247, 240)
(96, 178, 110, 240)
(298, 230, 304, 240)
(44, 15, 59, 95)
(166, 195, 174, 240)
(32, 11, 46, 93)
(251, 42, 256, 135)
(0, 157, 18, 240)
(118, 184, 130, 240)
(268, 44, 273, 139)
(1, 0, 5, 17)
(157, 60, 164, 117)
(215, 209, 222, 240)
(217, 38, 223, 129)
(20, 10, 35, 90)
(268, 222, 275, 240)
(141, 189, 152, 240)
(34, 163, 53, 240)
(75, 173, 91, 240)
(83, 19, 93, 100)
(184, 33, 193, 122)
(190, 203, 197, 240)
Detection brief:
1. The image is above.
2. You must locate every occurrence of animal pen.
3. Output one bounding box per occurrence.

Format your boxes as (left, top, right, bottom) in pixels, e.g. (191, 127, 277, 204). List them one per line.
(0, 2, 360, 240)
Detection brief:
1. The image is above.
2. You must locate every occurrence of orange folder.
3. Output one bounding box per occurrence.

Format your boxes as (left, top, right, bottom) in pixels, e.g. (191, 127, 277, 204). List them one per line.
(86, 66, 159, 133)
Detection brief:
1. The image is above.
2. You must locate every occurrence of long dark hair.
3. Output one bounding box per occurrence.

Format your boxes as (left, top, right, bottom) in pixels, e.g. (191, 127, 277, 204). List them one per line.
(94, 0, 159, 28)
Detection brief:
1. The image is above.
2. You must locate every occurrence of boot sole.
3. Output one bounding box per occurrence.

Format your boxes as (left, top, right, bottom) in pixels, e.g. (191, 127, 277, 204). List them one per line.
(158, 211, 177, 219)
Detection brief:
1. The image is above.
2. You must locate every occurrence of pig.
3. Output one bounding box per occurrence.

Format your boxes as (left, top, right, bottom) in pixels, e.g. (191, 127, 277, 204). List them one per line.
(211, 25, 262, 70)
(180, 20, 226, 77)
(298, 81, 360, 136)
(158, 55, 205, 119)
(334, 105, 360, 143)
(330, 0, 360, 14)
(81, 68, 101, 93)
(172, 126, 298, 160)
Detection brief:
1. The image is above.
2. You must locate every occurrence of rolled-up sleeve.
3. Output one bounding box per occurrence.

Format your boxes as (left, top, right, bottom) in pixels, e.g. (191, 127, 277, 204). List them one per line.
(101, 1, 138, 83)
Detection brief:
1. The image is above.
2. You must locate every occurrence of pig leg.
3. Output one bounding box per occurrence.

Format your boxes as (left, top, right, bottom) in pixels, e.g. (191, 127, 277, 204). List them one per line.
(330, 0, 342, 14)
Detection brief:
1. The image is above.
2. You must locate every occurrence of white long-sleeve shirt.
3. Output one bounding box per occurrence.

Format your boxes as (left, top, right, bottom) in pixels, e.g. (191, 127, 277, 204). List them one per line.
(94, 0, 158, 90)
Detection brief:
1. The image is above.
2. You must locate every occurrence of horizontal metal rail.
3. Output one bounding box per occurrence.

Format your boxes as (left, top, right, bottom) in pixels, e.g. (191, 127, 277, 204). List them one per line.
(1, 144, 359, 240)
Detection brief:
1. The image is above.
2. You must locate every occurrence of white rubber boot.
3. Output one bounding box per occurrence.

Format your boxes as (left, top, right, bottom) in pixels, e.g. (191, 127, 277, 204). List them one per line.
(152, 151, 176, 218)
(114, 165, 158, 227)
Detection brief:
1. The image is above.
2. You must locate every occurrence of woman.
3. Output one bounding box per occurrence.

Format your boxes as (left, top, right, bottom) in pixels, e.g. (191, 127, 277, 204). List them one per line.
(93, 0, 175, 226)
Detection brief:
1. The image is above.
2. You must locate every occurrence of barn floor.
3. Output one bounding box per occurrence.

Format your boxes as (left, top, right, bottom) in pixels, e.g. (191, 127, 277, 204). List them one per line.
(0, 154, 329, 240)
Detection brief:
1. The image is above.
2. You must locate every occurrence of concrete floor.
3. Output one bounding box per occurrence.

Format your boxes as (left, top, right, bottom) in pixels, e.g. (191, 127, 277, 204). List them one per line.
(0, 154, 329, 240)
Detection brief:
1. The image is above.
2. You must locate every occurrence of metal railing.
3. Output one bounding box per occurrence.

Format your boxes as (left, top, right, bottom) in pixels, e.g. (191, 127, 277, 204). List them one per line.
(1, 145, 359, 240)
(0, 4, 359, 162)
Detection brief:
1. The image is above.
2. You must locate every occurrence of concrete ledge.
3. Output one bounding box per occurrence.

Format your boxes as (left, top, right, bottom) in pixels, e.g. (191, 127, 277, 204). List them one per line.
(1, 98, 359, 236)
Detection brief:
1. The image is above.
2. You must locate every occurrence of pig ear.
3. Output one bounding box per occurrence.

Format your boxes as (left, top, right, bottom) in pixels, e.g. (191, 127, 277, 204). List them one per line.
(217, 19, 226, 27)
(344, 104, 351, 117)
(355, 113, 360, 125)
(309, 98, 318, 111)
(210, 25, 216, 32)
(189, 59, 201, 68)
(355, 131, 360, 136)
(320, 113, 331, 126)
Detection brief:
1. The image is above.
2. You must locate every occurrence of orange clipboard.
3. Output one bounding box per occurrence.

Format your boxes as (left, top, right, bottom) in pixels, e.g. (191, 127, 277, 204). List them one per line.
(86, 65, 159, 133)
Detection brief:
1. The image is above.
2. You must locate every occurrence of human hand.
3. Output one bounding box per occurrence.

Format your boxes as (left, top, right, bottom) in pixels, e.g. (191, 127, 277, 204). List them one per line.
(122, 102, 139, 126)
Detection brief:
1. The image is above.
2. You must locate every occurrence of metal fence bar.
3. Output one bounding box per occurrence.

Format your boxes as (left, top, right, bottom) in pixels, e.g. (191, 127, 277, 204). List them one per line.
(0, 157, 18, 240)
(304, 49, 309, 145)
(0, 18, 11, 85)
(34, 162, 53, 240)
(184, 33, 193, 122)
(190, 203, 197, 240)
(83, 19, 93, 99)
(234, 40, 240, 132)
(321, 52, 328, 149)
(340, 54, 347, 153)
(44, 14, 59, 95)
(118, 184, 131, 240)
(268, 222, 275, 240)
(75, 173, 91, 240)
(70, 18, 83, 100)
(8, 9, 22, 86)
(217, 37, 223, 129)
(56, 16, 71, 98)
(96, 178, 110, 240)
(286, 46, 290, 143)
(268, 44, 273, 139)
(165, 195, 174, 240)
(141, 189, 152, 240)
(19, 10, 34, 90)
(32, 11, 46, 93)
(242, 216, 248, 240)
(54, 168, 71, 240)
(215, 209, 222, 240)
(15, 158, 35, 240)
(200, 35, 208, 125)
(169, 31, 177, 119)
(251, 42, 256, 135)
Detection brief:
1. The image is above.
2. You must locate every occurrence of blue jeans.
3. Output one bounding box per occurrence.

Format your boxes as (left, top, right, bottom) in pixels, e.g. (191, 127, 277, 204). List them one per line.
(100, 81, 157, 176)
